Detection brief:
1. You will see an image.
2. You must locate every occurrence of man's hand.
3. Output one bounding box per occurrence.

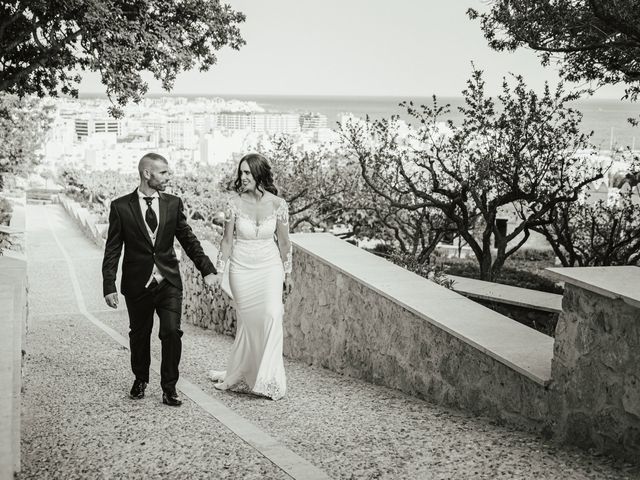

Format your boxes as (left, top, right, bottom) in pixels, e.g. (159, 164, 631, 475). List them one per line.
(105, 293, 119, 309)
(204, 273, 221, 288)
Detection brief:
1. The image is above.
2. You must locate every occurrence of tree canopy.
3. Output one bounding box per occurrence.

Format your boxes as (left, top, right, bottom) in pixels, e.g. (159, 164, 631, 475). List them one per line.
(0, 0, 245, 115)
(342, 69, 602, 281)
(0, 94, 53, 188)
(468, 1, 640, 101)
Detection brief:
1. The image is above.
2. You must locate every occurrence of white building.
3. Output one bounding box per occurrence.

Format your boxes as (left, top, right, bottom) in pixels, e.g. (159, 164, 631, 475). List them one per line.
(214, 112, 301, 134)
(74, 117, 123, 140)
(300, 113, 328, 130)
(165, 117, 196, 149)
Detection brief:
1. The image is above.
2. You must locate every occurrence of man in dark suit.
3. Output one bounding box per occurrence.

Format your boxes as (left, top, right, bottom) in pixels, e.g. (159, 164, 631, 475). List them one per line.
(102, 153, 217, 407)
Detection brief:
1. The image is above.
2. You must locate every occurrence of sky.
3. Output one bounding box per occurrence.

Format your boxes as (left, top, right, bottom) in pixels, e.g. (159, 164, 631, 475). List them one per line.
(78, 1, 627, 99)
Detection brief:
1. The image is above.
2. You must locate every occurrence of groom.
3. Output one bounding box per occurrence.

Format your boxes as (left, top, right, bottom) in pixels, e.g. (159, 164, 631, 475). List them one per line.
(102, 153, 217, 406)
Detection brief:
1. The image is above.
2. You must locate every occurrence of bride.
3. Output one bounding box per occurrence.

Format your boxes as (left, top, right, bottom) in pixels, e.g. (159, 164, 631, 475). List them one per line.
(209, 153, 293, 400)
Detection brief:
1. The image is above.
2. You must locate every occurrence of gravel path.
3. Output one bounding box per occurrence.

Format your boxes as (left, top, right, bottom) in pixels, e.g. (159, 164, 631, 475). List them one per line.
(20, 204, 640, 479)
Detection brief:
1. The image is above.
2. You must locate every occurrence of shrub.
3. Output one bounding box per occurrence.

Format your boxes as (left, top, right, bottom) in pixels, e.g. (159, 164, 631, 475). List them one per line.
(0, 198, 12, 225)
(443, 261, 563, 294)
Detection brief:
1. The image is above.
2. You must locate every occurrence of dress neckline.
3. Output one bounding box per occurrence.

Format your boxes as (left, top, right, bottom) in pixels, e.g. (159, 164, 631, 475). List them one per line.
(230, 200, 279, 227)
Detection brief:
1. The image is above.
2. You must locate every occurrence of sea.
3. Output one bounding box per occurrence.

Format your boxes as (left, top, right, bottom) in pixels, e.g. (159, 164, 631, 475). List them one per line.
(223, 94, 640, 150)
(82, 93, 640, 150)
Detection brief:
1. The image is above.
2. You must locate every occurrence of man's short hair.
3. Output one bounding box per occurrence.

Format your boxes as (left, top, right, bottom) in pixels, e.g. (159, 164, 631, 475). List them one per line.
(140, 152, 168, 164)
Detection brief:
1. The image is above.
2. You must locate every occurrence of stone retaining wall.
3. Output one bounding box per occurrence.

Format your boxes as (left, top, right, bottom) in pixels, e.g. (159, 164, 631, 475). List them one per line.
(180, 241, 236, 337)
(59, 195, 107, 248)
(551, 284, 640, 461)
(178, 238, 551, 433)
(472, 299, 558, 337)
(284, 249, 551, 432)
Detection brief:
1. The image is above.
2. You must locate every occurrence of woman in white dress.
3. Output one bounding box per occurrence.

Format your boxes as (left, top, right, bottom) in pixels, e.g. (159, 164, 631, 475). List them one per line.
(209, 153, 293, 400)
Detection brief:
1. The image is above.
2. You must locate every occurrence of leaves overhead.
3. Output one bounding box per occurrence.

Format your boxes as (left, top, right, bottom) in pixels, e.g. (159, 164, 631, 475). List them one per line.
(468, 1, 640, 101)
(0, 94, 53, 184)
(0, 0, 245, 116)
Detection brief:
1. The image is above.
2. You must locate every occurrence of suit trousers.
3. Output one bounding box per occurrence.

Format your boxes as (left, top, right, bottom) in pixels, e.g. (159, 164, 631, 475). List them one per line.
(124, 280, 183, 393)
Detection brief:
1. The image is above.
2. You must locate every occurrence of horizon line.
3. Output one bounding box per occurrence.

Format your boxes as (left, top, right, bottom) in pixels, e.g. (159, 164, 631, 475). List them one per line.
(74, 91, 631, 102)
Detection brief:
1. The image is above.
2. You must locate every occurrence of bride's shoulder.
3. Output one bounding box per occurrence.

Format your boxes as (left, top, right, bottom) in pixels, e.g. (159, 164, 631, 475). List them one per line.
(227, 193, 242, 206)
(265, 191, 286, 207)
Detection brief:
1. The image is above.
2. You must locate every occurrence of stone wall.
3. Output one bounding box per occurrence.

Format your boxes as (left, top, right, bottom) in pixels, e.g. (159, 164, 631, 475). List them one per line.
(471, 299, 558, 337)
(59, 195, 107, 249)
(283, 246, 551, 432)
(551, 284, 640, 461)
(180, 241, 236, 337)
(179, 238, 551, 433)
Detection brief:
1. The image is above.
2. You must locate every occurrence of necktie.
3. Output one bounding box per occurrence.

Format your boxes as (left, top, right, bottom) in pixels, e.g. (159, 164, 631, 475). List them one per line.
(143, 197, 158, 232)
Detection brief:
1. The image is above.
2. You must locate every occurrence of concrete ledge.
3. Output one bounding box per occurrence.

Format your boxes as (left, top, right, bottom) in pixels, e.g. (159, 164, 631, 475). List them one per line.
(292, 234, 553, 386)
(448, 275, 562, 313)
(547, 266, 640, 309)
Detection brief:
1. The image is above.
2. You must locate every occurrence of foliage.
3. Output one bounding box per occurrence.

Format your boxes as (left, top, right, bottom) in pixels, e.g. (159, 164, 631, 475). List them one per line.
(342, 68, 601, 281)
(337, 119, 457, 263)
(0, 196, 13, 254)
(0, 0, 245, 116)
(171, 166, 229, 229)
(441, 259, 563, 294)
(0, 94, 53, 188)
(219, 135, 365, 234)
(60, 166, 229, 234)
(0, 197, 12, 225)
(534, 172, 640, 266)
(468, 1, 640, 103)
(61, 168, 136, 218)
(0, 231, 11, 255)
(386, 251, 455, 289)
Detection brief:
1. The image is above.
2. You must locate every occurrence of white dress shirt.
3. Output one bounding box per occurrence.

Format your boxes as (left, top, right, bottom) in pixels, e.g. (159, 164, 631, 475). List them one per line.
(137, 190, 164, 287)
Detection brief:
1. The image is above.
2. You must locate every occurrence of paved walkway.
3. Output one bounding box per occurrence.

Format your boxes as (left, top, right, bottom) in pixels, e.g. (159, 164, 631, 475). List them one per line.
(18, 204, 640, 479)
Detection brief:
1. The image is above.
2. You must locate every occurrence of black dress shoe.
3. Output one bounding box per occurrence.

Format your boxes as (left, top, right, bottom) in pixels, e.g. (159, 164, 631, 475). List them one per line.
(162, 391, 182, 407)
(129, 379, 147, 399)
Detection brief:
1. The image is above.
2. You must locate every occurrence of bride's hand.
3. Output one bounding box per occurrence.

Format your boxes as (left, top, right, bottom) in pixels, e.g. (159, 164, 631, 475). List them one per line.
(283, 274, 294, 301)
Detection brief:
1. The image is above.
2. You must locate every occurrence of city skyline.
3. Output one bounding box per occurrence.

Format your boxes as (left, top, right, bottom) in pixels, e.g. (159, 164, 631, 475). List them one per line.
(77, 1, 630, 101)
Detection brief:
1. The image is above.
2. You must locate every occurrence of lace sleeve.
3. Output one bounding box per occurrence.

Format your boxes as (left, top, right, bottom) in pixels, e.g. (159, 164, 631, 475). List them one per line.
(276, 198, 289, 225)
(275, 199, 292, 274)
(215, 200, 236, 272)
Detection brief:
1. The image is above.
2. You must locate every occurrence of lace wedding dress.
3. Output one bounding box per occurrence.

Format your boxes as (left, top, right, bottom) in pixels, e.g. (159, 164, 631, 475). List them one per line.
(209, 196, 291, 400)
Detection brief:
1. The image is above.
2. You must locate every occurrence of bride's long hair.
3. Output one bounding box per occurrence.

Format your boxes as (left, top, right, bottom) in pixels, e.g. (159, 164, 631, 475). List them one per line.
(233, 153, 278, 196)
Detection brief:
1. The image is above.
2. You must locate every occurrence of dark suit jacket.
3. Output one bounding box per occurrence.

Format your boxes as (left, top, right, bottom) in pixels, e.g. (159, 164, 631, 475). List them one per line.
(102, 189, 216, 298)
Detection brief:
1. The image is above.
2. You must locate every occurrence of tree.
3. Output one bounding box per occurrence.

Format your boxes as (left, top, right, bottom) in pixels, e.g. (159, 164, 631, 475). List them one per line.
(0, 0, 245, 116)
(0, 94, 52, 188)
(468, 1, 640, 102)
(342, 69, 603, 281)
(534, 154, 640, 266)
(224, 135, 363, 234)
(336, 117, 456, 262)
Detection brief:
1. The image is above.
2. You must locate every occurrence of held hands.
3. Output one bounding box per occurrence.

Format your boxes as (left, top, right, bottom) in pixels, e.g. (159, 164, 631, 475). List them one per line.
(104, 293, 119, 309)
(204, 272, 222, 288)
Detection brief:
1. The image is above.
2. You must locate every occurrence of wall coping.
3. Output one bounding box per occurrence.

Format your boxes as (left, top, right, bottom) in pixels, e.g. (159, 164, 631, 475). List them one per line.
(547, 266, 640, 309)
(447, 275, 562, 313)
(292, 233, 553, 386)
(0, 225, 22, 235)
